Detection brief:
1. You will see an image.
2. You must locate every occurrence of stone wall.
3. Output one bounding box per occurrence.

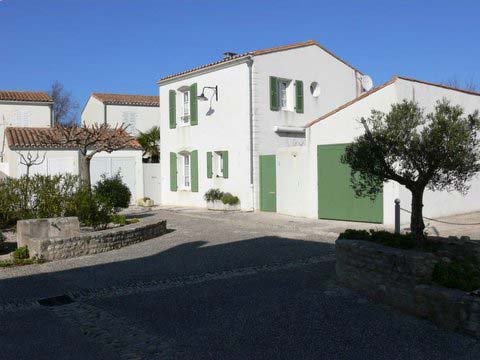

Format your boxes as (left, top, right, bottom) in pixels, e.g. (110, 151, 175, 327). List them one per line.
(336, 239, 480, 337)
(23, 215, 167, 261)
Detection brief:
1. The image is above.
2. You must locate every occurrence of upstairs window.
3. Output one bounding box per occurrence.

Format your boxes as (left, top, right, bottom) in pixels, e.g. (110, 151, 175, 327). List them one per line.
(279, 80, 289, 110)
(181, 91, 190, 125)
(122, 111, 137, 135)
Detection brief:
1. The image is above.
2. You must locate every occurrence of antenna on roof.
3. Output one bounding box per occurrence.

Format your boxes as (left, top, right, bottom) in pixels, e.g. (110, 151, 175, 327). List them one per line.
(360, 75, 374, 92)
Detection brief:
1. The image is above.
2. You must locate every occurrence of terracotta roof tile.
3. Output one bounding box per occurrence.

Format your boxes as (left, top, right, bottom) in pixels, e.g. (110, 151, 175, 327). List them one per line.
(0, 90, 52, 103)
(158, 40, 361, 83)
(5, 127, 141, 150)
(92, 93, 159, 106)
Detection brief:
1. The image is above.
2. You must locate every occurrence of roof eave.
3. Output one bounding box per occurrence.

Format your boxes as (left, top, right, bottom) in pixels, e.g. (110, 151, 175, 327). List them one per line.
(157, 55, 252, 85)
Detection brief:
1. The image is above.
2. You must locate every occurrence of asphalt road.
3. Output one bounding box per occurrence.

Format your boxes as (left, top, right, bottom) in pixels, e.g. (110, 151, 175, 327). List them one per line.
(0, 208, 479, 359)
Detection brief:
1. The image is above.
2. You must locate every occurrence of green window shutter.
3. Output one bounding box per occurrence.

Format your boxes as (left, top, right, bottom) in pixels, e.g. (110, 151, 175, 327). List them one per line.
(169, 152, 177, 191)
(191, 150, 199, 192)
(190, 83, 198, 126)
(295, 80, 304, 114)
(207, 152, 213, 178)
(222, 151, 229, 178)
(270, 76, 279, 111)
(169, 90, 176, 129)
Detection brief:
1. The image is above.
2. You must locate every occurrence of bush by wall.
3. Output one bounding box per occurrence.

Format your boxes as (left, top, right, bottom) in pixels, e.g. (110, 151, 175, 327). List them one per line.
(94, 173, 131, 212)
(0, 174, 131, 230)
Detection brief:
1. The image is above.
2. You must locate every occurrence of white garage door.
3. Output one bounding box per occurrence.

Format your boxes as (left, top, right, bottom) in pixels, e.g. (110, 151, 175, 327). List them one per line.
(18, 157, 75, 177)
(90, 157, 136, 203)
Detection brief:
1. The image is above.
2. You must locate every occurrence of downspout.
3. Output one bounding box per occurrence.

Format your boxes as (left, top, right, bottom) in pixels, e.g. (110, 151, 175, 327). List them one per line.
(354, 70, 360, 97)
(50, 103, 55, 126)
(104, 104, 107, 125)
(247, 58, 255, 211)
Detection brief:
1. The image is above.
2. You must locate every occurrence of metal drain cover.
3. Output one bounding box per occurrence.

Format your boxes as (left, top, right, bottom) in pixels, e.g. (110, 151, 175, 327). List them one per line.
(38, 294, 75, 307)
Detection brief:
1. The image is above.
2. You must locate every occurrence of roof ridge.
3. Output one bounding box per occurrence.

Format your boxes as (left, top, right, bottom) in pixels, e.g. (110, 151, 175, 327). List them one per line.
(157, 39, 361, 83)
(396, 76, 480, 97)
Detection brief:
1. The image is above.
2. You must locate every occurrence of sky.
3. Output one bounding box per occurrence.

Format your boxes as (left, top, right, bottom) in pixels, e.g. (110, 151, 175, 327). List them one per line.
(1, 0, 479, 119)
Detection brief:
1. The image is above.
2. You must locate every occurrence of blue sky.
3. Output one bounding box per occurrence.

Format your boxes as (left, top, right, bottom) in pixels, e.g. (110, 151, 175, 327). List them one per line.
(1, 0, 479, 117)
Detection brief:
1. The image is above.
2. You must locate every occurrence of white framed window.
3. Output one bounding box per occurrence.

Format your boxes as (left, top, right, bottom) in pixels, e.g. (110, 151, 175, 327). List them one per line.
(122, 111, 137, 135)
(180, 91, 190, 125)
(12, 110, 31, 127)
(278, 79, 292, 111)
(214, 151, 224, 177)
(178, 152, 191, 189)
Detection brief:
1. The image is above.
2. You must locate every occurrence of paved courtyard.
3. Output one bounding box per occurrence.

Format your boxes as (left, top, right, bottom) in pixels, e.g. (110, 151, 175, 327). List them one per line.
(0, 207, 479, 359)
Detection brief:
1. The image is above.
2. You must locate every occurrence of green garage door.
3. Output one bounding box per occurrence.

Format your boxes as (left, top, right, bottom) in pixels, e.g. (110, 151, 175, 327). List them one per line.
(317, 144, 383, 223)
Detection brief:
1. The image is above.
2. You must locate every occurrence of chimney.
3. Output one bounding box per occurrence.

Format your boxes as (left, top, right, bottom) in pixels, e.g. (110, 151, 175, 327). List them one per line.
(223, 52, 237, 60)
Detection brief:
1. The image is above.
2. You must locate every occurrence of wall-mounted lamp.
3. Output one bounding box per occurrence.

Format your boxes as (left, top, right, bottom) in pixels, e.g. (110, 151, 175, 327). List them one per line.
(197, 86, 218, 102)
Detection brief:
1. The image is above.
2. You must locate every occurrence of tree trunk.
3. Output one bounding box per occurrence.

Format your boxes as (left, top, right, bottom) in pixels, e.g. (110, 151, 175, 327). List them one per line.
(410, 188, 426, 246)
(79, 153, 91, 188)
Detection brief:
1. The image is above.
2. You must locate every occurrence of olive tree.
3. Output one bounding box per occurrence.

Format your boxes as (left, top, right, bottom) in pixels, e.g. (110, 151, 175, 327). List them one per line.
(341, 100, 480, 245)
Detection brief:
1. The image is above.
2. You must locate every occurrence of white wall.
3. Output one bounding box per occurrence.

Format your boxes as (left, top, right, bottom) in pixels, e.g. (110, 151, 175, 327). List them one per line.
(91, 150, 144, 201)
(81, 96, 160, 136)
(252, 45, 362, 209)
(0, 102, 51, 161)
(81, 97, 104, 126)
(105, 104, 160, 135)
(301, 79, 480, 225)
(6, 149, 79, 178)
(143, 163, 161, 204)
(160, 61, 253, 210)
(395, 79, 480, 223)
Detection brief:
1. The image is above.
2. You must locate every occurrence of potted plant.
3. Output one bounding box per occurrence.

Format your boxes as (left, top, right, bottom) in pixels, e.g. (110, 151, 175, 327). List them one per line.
(204, 188, 240, 211)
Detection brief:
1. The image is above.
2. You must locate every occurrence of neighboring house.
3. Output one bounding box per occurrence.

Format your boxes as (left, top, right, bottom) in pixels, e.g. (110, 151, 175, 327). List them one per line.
(275, 76, 480, 226)
(81, 93, 160, 201)
(158, 40, 369, 211)
(0, 90, 144, 203)
(0, 90, 53, 177)
(82, 93, 160, 136)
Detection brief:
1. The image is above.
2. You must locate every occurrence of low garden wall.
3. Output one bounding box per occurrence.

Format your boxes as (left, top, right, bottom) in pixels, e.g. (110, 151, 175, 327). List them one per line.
(21, 215, 167, 261)
(336, 239, 480, 337)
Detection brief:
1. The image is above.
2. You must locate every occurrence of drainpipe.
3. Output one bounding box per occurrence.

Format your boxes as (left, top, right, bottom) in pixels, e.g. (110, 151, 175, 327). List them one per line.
(104, 104, 107, 125)
(50, 104, 55, 127)
(247, 57, 255, 211)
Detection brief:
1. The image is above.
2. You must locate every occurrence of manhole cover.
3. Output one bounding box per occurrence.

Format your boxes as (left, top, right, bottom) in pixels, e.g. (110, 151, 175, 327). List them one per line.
(37, 294, 75, 307)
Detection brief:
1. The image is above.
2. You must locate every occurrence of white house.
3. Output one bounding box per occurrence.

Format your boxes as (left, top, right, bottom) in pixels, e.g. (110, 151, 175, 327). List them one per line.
(0, 90, 53, 177)
(275, 76, 480, 226)
(0, 90, 145, 203)
(158, 40, 369, 211)
(81, 93, 161, 201)
(82, 93, 160, 135)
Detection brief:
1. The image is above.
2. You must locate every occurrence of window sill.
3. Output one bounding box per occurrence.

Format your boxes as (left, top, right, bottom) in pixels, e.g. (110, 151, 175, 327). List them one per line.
(178, 188, 191, 192)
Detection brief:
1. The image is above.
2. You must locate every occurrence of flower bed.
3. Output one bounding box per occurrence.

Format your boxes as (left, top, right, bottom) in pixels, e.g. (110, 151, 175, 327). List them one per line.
(18, 214, 167, 261)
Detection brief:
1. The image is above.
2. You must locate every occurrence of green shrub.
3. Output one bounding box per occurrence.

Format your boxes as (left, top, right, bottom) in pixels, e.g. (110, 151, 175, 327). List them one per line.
(338, 229, 415, 249)
(204, 188, 224, 202)
(111, 214, 127, 225)
(432, 258, 480, 292)
(94, 173, 131, 212)
(338, 229, 371, 241)
(221, 192, 240, 205)
(67, 185, 113, 229)
(12, 246, 29, 261)
(0, 174, 80, 229)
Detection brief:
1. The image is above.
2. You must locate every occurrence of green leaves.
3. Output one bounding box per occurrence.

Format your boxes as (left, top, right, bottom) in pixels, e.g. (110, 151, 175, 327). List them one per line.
(137, 126, 160, 163)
